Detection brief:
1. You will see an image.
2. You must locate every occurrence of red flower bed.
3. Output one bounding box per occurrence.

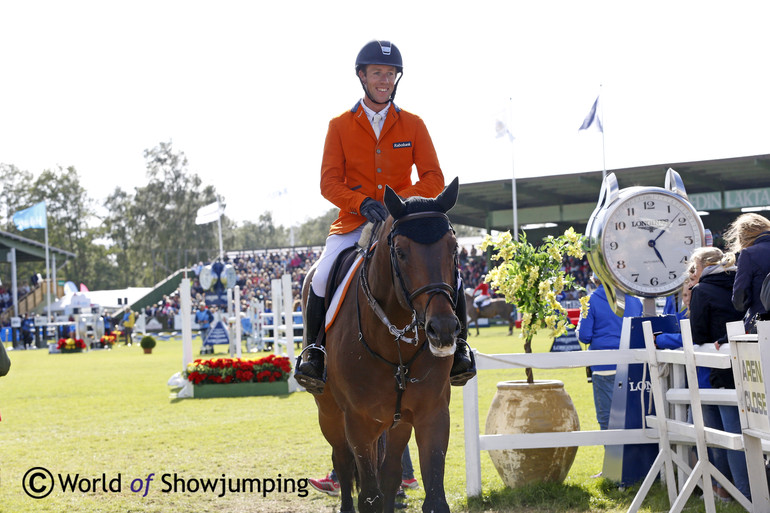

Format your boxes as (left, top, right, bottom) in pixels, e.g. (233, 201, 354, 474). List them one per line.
(57, 338, 87, 350)
(185, 354, 291, 385)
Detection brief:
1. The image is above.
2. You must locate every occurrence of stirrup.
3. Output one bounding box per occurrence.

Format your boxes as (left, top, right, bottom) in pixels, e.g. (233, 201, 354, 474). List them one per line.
(450, 346, 476, 387)
(294, 345, 327, 395)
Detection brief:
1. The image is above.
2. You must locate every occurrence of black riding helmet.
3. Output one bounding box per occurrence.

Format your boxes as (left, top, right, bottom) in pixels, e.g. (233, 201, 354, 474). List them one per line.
(355, 40, 403, 105)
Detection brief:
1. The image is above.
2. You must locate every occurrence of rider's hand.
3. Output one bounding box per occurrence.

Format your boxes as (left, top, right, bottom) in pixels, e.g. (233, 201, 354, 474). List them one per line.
(360, 198, 388, 223)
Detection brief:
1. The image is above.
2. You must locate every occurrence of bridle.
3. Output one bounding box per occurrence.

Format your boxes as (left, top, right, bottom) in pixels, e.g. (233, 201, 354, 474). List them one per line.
(359, 211, 459, 346)
(356, 211, 460, 427)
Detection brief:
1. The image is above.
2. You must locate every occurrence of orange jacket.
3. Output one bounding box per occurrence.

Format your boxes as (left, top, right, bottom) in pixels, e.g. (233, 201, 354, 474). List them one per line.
(320, 101, 445, 235)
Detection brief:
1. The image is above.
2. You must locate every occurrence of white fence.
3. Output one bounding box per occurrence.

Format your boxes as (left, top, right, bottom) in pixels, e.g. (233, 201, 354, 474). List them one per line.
(463, 318, 770, 513)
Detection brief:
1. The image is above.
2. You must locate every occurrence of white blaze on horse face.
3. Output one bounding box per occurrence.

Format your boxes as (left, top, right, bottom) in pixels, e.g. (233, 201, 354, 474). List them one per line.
(428, 341, 456, 358)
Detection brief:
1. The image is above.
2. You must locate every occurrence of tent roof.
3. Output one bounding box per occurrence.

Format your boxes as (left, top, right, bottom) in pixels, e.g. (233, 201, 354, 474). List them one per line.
(0, 229, 76, 263)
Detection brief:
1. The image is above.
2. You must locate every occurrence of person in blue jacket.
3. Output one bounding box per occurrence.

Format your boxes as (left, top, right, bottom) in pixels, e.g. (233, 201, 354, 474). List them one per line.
(724, 213, 770, 332)
(576, 276, 643, 432)
(195, 303, 214, 342)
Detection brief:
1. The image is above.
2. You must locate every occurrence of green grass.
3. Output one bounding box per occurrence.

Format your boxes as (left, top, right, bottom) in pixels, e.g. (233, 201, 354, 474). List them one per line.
(0, 328, 746, 512)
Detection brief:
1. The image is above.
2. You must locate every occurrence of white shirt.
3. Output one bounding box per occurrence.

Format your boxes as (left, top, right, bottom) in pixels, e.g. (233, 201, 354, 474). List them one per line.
(360, 99, 390, 136)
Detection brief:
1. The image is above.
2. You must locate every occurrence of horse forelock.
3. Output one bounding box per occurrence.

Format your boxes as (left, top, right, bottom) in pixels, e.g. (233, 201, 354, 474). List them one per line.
(390, 197, 453, 245)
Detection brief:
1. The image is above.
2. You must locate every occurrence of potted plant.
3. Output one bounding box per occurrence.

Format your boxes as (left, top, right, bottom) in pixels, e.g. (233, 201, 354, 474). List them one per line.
(184, 354, 292, 398)
(140, 335, 156, 354)
(479, 227, 589, 488)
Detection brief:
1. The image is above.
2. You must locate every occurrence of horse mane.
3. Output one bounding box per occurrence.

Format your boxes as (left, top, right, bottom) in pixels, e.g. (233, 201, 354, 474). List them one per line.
(358, 221, 377, 247)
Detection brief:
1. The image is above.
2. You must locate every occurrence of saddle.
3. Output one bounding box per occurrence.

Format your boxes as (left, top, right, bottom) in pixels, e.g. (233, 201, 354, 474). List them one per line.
(323, 246, 362, 309)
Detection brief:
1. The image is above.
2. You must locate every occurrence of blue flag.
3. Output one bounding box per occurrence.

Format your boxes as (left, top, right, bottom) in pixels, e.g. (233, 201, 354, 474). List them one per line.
(12, 201, 47, 231)
(579, 96, 603, 132)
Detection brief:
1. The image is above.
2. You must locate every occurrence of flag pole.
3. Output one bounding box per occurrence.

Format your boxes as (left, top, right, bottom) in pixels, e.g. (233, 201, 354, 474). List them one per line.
(600, 84, 606, 180)
(217, 209, 224, 262)
(44, 208, 52, 322)
(507, 97, 519, 241)
(511, 134, 519, 241)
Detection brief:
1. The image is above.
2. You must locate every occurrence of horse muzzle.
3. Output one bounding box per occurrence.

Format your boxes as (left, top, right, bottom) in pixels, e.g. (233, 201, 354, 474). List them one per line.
(428, 341, 456, 358)
(424, 313, 460, 357)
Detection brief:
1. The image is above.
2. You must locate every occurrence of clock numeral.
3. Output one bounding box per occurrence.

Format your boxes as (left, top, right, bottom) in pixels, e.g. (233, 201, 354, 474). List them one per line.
(626, 207, 635, 216)
(616, 260, 626, 269)
(609, 242, 618, 250)
(669, 271, 677, 280)
(614, 221, 626, 230)
(678, 216, 687, 226)
(644, 200, 655, 210)
(631, 273, 639, 283)
(680, 256, 689, 264)
(684, 236, 694, 245)
(650, 277, 659, 286)
(667, 205, 672, 213)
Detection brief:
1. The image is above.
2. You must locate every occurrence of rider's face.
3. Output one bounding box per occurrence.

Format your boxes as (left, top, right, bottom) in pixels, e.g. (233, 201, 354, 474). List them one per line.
(359, 65, 397, 107)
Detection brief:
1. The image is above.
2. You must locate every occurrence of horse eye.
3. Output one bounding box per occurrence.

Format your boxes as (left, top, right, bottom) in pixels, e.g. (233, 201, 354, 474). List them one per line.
(395, 248, 406, 260)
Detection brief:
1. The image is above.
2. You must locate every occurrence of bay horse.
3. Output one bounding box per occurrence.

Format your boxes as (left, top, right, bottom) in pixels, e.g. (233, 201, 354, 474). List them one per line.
(304, 178, 461, 513)
(464, 290, 515, 336)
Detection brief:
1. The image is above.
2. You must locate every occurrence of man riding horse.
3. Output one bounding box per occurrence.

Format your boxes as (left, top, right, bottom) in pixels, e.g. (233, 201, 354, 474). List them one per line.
(294, 40, 475, 393)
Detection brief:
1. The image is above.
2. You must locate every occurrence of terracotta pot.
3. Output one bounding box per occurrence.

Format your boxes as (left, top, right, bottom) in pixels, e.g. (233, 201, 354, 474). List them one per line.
(485, 380, 579, 488)
(143, 348, 153, 354)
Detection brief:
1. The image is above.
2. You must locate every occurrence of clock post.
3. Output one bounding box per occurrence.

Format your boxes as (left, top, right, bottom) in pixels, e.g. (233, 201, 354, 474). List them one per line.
(585, 168, 705, 486)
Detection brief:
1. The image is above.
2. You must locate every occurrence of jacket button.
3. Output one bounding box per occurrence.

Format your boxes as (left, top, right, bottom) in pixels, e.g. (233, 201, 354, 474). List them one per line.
(376, 149, 381, 154)
(377, 185, 383, 190)
(377, 168, 382, 173)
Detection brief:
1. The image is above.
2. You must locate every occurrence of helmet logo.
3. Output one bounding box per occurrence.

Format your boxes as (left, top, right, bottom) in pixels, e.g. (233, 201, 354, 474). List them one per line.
(379, 40, 392, 56)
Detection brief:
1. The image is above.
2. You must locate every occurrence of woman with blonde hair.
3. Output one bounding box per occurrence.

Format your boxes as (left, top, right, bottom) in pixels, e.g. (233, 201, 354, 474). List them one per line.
(689, 246, 748, 500)
(724, 213, 770, 331)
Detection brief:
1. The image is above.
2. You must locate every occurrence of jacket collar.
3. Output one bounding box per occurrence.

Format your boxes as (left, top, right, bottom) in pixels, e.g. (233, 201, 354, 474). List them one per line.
(350, 100, 401, 113)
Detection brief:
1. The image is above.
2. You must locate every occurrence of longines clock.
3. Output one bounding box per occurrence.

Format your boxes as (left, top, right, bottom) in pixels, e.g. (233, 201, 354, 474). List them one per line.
(585, 168, 705, 315)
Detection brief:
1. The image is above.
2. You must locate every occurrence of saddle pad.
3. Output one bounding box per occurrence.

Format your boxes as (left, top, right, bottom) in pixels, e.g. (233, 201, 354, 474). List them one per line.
(325, 254, 364, 330)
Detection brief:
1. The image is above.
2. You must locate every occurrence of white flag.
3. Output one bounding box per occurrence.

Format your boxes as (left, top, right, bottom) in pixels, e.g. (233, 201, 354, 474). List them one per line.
(495, 118, 514, 142)
(195, 201, 223, 225)
(579, 95, 603, 132)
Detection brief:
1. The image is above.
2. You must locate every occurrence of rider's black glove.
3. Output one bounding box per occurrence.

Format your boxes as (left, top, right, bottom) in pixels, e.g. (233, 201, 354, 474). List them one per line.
(360, 198, 388, 223)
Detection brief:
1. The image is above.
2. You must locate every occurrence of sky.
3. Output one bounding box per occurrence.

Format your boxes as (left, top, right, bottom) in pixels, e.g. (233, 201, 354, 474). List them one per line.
(1, 1, 769, 228)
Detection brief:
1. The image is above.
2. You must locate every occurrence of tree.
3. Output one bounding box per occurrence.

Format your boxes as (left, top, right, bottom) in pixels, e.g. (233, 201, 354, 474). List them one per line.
(129, 141, 220, 284)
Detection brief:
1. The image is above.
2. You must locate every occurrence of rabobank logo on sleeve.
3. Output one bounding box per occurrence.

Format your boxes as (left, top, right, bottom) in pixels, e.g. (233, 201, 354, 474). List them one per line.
(393, 141, 412, 149)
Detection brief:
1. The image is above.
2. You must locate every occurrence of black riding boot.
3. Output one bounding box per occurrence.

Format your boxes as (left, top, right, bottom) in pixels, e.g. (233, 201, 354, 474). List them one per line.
(294, 289, 327, 394)
(450, 291, 476, 386)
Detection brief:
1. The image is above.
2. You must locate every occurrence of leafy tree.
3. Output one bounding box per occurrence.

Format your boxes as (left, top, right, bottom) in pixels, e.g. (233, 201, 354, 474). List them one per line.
(129, 141, 220, 284)
(0, 164, 35, 227)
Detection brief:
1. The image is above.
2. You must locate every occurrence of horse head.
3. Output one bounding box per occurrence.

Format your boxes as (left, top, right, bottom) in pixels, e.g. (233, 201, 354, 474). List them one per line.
(382, 177, 461, 357)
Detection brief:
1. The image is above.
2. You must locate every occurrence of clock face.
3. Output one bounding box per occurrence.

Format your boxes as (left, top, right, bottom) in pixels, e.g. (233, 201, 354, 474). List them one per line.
(601, 191, 703, 296)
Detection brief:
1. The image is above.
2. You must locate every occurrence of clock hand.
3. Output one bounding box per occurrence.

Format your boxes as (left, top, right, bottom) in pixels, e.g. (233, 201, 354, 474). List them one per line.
(653, 215, 677, 243)
(648, 241, 666, 267)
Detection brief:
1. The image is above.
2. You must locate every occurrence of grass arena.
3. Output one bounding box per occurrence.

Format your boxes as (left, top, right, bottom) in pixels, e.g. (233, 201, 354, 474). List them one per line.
(2, 325, 751, 512)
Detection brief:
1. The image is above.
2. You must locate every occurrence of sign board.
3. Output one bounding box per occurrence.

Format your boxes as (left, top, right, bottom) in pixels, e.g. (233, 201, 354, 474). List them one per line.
(734, 340, 770, 432)
(10, 317, 21, 328)
(550, 326, 581, 352)
(204, 321, 230, 346)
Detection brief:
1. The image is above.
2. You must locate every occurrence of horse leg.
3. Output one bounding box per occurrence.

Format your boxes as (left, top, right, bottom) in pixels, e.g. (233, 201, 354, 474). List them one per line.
(345, 416, 384, 513)
(415, 411, 451, 513)
(379, 425, 412, 513)
(332, 445, 356, 513)
(318, 399, 355, 513)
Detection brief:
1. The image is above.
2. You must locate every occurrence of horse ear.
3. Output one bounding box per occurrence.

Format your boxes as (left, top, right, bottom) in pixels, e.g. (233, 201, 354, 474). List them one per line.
(435, 177, 459, 213)
(384, 185, 407, 218)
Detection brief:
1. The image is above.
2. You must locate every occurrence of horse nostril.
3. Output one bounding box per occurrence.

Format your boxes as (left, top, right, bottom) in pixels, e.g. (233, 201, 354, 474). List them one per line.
(426, 320, 439, 340)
